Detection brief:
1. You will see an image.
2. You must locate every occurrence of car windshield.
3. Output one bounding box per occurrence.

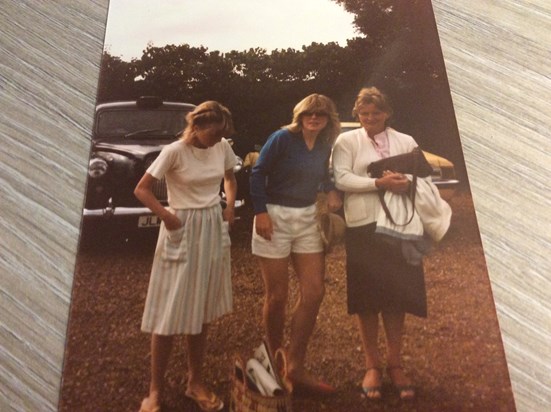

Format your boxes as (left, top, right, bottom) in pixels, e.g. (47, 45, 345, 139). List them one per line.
(96, 109, 188, 139)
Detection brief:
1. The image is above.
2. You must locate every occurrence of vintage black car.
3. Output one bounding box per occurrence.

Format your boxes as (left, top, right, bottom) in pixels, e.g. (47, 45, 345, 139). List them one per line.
(82, 96, 245, 238)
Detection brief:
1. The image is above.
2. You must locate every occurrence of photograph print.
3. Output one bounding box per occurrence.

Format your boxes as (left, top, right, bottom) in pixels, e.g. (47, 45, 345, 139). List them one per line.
(60, 1, 516, 411)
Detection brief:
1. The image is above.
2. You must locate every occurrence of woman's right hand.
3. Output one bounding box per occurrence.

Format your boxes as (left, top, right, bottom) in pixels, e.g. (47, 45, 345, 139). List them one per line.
(255, 212, 273, 241)
(162, 212, 182, 231)
(376, 171, 411, 194)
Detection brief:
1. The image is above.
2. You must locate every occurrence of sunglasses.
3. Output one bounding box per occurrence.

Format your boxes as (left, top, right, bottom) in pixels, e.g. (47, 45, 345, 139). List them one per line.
(302, 111, 328, 117)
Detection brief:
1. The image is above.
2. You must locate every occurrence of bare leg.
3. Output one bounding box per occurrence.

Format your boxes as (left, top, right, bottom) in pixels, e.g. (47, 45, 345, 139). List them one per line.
(141, 334, 174, 410)
(184, 325, 224, 410)
(357, 312, 380, 368)
(382, 311, 415, 399)
(357, 312, 382, 399)
(286, 252, 327, 385)
(186, 325, 209, 392)
(381, 311, 405, 366)
(258, 256, 290, 354)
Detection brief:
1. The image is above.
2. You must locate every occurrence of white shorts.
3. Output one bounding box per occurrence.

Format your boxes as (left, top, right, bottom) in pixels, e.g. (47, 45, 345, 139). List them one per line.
(252, 203, 324, 258)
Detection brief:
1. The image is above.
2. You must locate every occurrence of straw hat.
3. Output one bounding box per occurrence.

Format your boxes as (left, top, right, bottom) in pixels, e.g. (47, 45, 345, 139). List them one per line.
(318, 212, 346, 253)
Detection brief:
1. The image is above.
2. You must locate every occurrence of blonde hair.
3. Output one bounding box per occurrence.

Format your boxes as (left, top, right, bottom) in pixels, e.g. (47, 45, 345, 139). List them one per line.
(181, 100, 235, 141)
(352, 87, 393, 120)
(285, 94, 340, 145)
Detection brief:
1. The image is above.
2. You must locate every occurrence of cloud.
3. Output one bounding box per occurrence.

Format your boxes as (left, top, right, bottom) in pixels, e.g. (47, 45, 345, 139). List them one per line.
(104, 0, 357, 59)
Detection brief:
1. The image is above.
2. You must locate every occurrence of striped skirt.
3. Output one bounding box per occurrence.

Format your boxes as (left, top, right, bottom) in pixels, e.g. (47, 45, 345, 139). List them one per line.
(141, 205, 232, 335)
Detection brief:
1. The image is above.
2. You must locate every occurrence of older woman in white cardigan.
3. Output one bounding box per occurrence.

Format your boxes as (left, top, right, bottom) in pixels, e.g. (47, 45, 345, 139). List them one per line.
(332, 87, 450, 401)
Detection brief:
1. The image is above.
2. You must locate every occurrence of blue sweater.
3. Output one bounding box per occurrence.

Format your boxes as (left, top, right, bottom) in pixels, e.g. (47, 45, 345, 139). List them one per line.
(250, 128, 335, 214)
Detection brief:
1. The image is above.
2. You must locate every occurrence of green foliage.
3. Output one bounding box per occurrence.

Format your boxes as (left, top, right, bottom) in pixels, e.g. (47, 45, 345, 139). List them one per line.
(332, 0, 399, 48)
(97, 39, 372, 150)
(333, 0, 464, 182)
(96, 53, 140, 102)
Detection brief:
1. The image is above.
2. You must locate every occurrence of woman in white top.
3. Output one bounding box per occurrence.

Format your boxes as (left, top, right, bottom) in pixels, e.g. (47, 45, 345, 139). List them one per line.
(332, 87, 423, 401)
(135, 101, 236, 412)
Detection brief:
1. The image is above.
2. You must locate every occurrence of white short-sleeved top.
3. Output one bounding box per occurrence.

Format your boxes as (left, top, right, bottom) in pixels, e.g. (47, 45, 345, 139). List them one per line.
(147, 138, 237, 209)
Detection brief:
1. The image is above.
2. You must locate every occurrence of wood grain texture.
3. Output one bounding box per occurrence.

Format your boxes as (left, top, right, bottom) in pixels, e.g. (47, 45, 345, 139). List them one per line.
(1, 1, 108, 411)
(432, 2, 551, 411)
(0, 1, 548, 411)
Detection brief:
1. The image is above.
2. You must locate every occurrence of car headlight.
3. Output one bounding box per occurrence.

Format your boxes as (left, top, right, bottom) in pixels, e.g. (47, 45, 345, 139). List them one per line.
(440, 166, 456, 180)
(88, 157, 108, 178)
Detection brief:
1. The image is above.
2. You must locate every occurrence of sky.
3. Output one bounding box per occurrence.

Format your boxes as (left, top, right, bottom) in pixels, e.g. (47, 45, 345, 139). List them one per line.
(103, 0, 358, 60)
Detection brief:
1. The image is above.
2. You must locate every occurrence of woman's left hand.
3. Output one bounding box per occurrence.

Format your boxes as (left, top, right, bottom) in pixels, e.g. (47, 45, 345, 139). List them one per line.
(326, 190, 343, 212)
(223, 205, 235, 227)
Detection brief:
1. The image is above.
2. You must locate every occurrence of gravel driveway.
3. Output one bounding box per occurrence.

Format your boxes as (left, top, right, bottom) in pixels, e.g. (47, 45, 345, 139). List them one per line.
(60, 192, 515, 411)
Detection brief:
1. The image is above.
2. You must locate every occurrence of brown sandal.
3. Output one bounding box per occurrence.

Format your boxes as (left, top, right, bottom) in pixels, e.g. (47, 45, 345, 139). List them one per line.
(361, 367, 382, 400)
(386, 365, 416, 401)
(184, 388, 224, 412)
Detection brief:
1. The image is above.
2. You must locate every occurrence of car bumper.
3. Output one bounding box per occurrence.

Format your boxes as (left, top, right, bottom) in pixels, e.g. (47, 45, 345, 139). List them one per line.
(432, 179, 460, 200)
(83, 206, 153, 218)
(432, 179, 459, 189)
(83, 199, 246, 220)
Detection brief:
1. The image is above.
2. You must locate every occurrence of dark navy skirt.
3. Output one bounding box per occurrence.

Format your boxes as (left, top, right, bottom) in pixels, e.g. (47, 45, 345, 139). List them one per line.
(345, 223, 427, 317)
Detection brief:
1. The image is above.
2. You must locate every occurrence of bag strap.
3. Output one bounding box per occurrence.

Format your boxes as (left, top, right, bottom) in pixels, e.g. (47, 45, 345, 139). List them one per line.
(378, 149, 421, 227)
(273, 348, 292, 394)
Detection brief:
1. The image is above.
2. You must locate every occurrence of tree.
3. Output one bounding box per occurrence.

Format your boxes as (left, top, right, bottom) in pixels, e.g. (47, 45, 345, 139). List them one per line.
(136, 44, 210, 100)
(96, 52, 139, 102)
(333, 0, 466, 184)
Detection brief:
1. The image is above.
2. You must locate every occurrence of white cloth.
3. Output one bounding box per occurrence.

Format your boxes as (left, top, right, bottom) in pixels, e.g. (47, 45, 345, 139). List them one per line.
(374, 178, 452, 265)
(147, 138, 237, 209)
(412, 178, 452, 242)
(374, 178, 452, 242)
(332, 127, 419, 227)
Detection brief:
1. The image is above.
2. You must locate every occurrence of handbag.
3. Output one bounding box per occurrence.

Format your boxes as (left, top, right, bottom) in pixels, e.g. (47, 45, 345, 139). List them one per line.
(318, 212, 346, 253)
(367, 147, 432, 226)
(315, 192, 346, 253)
(230, 348, 292, 412)
(366, 147, 432, 178)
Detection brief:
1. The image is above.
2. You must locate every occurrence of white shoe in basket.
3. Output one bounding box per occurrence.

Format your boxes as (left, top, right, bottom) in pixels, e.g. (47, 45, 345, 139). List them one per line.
(253, 340, 279, 383)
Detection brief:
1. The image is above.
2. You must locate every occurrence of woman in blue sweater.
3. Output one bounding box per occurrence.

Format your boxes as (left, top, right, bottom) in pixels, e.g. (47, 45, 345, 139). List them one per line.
(250, 94, 342, 394)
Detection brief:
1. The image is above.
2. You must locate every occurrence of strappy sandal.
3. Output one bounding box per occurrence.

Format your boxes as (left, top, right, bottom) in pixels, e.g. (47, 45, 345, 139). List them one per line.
(184, 388, 224, 411)
(386, 365, 416, 401)
(361, 367, 382, 401)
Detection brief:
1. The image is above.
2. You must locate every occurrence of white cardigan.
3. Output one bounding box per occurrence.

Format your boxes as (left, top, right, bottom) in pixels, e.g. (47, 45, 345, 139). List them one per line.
(333, 127, 419, 227)
(333, 126, 452, 264)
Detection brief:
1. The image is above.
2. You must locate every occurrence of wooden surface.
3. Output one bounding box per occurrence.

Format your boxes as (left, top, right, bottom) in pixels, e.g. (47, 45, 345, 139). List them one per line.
(1, 1, 549, 411)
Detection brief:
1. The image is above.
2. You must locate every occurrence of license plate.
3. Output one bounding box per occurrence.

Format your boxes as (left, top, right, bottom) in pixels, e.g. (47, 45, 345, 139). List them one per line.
(138, 215, 161, 228)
